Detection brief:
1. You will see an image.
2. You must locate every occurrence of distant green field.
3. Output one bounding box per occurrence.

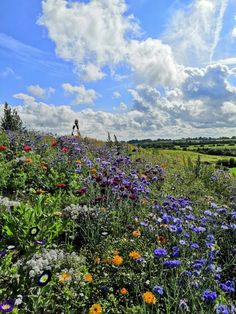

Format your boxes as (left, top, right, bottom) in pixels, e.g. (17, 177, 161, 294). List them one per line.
(158, 149, 235, 163)
(229, 167, 236, 175)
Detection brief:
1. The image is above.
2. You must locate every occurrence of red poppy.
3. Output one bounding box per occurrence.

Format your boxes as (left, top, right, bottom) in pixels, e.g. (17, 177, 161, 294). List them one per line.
(55, 183, 66, 188)
(62, 147, 69, 153)
(0, 145, 7, 151)
(23, 145, 31, 152)
(51, 141, 57, 147)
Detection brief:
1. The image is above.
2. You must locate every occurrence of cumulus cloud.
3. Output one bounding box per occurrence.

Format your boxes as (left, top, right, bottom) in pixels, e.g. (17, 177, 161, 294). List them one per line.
(27, 85, 55, 99)
(39, 0, 183, 87)
(127, 63, 236, 129)
(113, 91, 121, 99)
(62, 83, 99, 105)
(128, 39, 186, 86)
(38, 0, 139, 80)
(182, 64, 236, 101)
(163, 0, 228, 66)
(119, 102, 127, 110)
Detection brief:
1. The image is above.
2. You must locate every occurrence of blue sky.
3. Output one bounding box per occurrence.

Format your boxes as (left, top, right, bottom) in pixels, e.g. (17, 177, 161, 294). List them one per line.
(0, 0, 236, 139)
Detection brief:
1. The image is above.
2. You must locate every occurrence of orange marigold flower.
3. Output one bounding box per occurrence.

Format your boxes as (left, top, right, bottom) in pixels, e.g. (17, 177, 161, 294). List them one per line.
(90, 168, 97, 175)
(59, 272, 72, 284)
(95, 256, 101, 263)
(129, 251, 141, 260)
(112, 255, 123, 266)
(157, 235, 167, 245)
(132, 230, 141, 237)
(84, 273, 93, 283)
(25, 157, 33, 164)
(120, 288, 128, 295)
(89, 304, 102, 314)
(143, 291, 157, 304)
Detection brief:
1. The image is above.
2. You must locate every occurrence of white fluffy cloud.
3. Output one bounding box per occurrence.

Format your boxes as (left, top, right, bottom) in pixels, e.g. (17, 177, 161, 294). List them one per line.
(163, 0, 228, 66)
(182, 64, 236, 101)
(39, 0, 139, 80)
(27, 85, 55, 99)
(62, 83, 99, 105)
(113, 91, 121, 99)
(39, 0, 183, 87)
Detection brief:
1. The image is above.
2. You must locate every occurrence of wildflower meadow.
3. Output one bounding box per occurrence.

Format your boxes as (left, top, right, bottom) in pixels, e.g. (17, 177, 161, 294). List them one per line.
(0, 130, 235, 313)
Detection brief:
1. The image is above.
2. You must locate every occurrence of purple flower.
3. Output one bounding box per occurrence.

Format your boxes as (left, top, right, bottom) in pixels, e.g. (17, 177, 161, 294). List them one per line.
(163, 260, 181, 268)
(190, 242, 199, 249)
(0, 251, 7, 259)
(202, 289, 217, 304)
(216, 304, 229, 314)
(153, 285, 164, 295)
(219, 281, 235, 293)
(34, 240, 46, 246)
(154, 248, 167, 258)
(0, 300, 15, 312)
(171, 246, 180, 257)
(37, 270, 52, 287)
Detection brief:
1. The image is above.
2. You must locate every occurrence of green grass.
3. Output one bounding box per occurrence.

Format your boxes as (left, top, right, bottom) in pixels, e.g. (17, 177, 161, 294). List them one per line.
(229, 167, 236, 175)
(158, 149, 236, 163)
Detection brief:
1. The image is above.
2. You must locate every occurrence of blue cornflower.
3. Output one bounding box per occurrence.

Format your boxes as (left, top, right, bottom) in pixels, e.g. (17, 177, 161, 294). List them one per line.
(206, 234, 215, 242)
(153, 285, 164, 296)
(163, 260, 181, 268)
(202, 289, 217, 304)
(219, 281, 235, 293)
(190, 242, 199, 249)
(216, 304, 229, 314)
(154, 248, 167, 258)
(192, 226, 206, 233)
(171, 246, 180, 257)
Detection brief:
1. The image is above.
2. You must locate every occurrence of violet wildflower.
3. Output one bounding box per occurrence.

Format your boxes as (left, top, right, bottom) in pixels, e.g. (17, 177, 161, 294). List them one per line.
(153, 285, 164, 296)
(0, 300, 15, 312)
(202, 289, 217, 304)
(37, 270, 52, 287)
(163, 260, 181, 268)
(216, 304, 229, 314)
(154, 248, 167, 258)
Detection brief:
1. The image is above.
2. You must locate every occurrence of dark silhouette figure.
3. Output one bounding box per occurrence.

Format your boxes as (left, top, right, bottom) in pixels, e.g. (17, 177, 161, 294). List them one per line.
(72, 119, 81, 137)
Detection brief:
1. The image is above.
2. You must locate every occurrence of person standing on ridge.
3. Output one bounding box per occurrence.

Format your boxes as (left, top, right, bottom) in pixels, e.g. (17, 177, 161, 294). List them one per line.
(72, 119, 81, 137)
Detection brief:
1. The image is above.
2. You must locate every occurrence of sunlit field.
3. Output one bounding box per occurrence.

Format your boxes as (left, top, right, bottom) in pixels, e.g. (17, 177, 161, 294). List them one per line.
(0, 130, 235, 314)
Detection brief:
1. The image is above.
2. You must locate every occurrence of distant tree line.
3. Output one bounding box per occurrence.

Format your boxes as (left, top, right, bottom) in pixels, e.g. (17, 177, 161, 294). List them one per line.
(1, 102, 23, 132)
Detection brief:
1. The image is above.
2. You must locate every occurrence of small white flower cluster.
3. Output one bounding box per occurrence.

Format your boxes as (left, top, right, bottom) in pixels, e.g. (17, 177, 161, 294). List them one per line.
(0, 196, 20, 209)
(15, 295, 23, 306)
(15, 156, 27, 163)
(62, 204, 99, 220)
(22, 249, 86, 279)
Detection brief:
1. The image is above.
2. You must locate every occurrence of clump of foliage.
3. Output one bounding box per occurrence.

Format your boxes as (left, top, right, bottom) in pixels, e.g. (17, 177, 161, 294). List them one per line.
(1, 102, 23, 132)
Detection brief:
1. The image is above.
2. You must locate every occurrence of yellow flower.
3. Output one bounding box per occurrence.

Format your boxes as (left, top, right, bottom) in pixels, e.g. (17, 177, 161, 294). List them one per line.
(132, 230, 141, 237)
(90, 168, 97, 175)
(59, 272, 72, 284)
(89, 304, 102, 314)
(143, 291, 157, 304)
(76, 159, 82, 164)
(120, 288, 128, 295)
(84, 273, 93, 283)
(129, 251, 141, 260)
(112, 255, 123, 266)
